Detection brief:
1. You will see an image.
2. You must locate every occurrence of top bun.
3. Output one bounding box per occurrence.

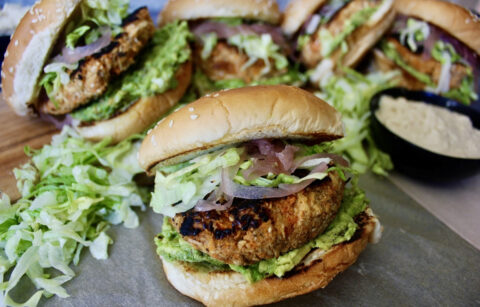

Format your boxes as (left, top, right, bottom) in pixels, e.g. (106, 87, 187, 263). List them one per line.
(1, 0, 82, 116)
(138, 85, 344, 172)
(281, 0, 327, 36)
(158, 0, 281, 26)
(395, 0, 480, 55)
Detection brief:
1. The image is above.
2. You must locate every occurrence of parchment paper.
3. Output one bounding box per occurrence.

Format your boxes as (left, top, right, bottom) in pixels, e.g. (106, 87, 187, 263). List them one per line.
(390, 171, 480, 251)
(10, 173, 480, 306)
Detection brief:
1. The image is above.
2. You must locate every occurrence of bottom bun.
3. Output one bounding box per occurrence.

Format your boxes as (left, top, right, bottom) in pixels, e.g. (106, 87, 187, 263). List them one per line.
(161, 208, 381, 307)
(76, 61, 192, 143)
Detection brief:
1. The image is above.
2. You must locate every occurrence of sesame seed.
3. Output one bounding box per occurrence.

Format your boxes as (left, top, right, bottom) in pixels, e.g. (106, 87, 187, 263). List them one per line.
(147, 129, 152, 135)
(9, 67, 13, 73)
(30, 30, 35, 35)
(169, 120, 174, 127)
(1, 72, 5, 79)
(32, 19, 37, 23)
(190, 114, 199, 120)
(4, 51, 8, 57)
(151, 135, 157, 146)
(213, 93, 219, 97)
(188, 107, 194, 112)
(14, 40, 18, 46)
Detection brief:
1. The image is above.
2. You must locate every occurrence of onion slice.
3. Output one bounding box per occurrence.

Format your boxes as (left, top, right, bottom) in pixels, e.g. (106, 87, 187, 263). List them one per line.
(51, 27, 112, 65)
(220, 163, 328, 200)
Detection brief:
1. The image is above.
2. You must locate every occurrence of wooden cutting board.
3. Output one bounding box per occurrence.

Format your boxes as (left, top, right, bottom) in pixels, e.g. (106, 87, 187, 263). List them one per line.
(0, 94, 57, 200)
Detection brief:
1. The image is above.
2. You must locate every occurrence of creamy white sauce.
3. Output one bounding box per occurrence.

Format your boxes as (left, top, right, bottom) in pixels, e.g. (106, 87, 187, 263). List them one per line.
(375, 96, 480, 159)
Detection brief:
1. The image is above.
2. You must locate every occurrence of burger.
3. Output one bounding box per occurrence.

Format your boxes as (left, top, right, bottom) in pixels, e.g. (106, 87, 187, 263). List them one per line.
(157, 0, 305, 97)
(138, 85, 381, 306)
(373, 0, 479, 105)
(281, 0, 395, 86)
(1, 0, 192, 143)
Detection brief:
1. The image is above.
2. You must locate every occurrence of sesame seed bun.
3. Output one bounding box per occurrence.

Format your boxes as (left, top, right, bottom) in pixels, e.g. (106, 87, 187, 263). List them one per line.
(281, 0, 327, 36)
(138, 85, 344, 173)
(158, 0, 281, 26)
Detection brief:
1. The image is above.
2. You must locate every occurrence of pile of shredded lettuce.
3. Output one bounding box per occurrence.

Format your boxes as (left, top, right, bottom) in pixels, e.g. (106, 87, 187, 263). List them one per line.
(316, 67, 396, 175)
(0, 127, 147, 306)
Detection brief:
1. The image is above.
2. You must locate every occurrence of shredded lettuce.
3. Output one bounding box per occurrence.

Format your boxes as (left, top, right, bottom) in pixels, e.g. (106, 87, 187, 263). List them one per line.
(200, 33, 218, 60)
(65, 0, 129, 49)
(72, 21, 192, 123)
(228, 34, 288, 75)
(399, 18, 430, 53)
(0, 127, 147, 305)
(155, 173, 369, 282)
(151, 147, 242, 217)
(431, 41, 476, 105)
(315, 67, 396, 175)
(150, 142, 334, 217)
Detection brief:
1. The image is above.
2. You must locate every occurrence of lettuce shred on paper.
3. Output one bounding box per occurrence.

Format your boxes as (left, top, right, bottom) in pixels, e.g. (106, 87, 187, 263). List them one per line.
(315, 68, 397, 175)
(0, 127, 147, 306)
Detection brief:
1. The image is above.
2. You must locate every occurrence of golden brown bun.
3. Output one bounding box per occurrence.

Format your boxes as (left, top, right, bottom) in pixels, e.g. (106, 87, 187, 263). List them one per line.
(281, 0, 327, 36)
(161, 208, 381, 307)
(1, 0, 82, 116)
(76, 61, 192, 144)
(138, 85, 344, 172)
(394, 0, 480, 55)
(158, 0, 281, 26)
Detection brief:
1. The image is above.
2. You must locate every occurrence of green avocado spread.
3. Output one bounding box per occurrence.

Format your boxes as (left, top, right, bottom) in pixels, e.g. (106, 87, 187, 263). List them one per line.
(71, 21, 191, 123)
(155, 180, 369, 283)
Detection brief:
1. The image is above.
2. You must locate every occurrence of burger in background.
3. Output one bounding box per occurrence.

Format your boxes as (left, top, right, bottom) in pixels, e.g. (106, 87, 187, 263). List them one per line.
(138, 85, 381, 306)
(282, 0, 395, 86)
(373, 0, 480, 106)
(158, 0, 306, 97)
(0, 4, 30, 77)
(1, 0, 192, 143)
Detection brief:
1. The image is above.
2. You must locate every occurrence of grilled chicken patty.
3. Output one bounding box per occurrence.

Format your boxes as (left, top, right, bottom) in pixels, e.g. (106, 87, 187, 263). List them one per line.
(41, 7, 155, 115)
(171, 172, 345, 266)
(195, 41, 285, 84)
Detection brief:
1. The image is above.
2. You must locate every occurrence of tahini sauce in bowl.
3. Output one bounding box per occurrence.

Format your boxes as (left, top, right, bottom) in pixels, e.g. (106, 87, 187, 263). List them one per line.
(375, 96, 480, 159)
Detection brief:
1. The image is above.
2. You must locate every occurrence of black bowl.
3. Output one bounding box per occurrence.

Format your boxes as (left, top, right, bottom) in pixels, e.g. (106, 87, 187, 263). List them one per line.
(0, 35, 10, 79)
(370, 87, 480, 181)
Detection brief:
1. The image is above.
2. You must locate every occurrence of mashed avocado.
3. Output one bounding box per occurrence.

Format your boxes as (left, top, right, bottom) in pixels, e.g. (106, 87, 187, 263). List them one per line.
(155, 178, 368, 283)
(72, 21, 191, 123)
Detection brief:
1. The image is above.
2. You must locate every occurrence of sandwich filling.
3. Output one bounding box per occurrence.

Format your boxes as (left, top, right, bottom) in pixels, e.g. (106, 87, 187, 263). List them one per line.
(152, 139, 368, 282)
(189, 18, 306, 96)
(71, 21, 191, 123)
(299, 0, 393, 68)
(377, 15, 479, 105)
